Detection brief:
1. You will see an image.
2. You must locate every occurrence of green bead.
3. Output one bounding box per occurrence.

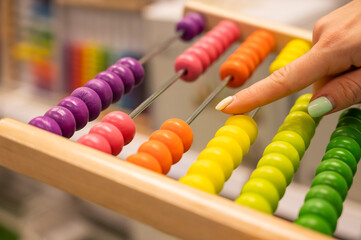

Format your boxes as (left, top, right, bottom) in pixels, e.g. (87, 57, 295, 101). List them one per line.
(284, 111, 316, 129)
(272, 130, 305, 158)
(295, 214, 333, 236)
(311, 171, 348, 200)
(278, 122, 313, 148)
(298, 198, 338, 232)
(305, 185, 343, 217)
(241, 178, 280, 212)
(339, 108, 361, 121)
(235, 192, 272, 214)
(337, 116, 361, 132)
(326, 136, 361, 162)
(331, 126, 361, 148)
(257, 153, 294, 185)
(250, 166, 287, 198)
(316, 159, 353, 188)
(323, 148, 357, 175)
(263, 141, 300, 171)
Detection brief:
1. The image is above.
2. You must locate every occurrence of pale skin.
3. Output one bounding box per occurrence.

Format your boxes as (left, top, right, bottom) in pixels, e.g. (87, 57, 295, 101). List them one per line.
(217, 0, 361, 116)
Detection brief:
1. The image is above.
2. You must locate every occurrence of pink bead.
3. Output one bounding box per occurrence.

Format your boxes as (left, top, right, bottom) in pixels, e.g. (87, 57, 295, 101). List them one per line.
(77, 133, 112, 154)
(90, 122, 124, 155)
(206, 30, 231, 49)
(192, 41, 218, 62)
(217, 20, 240, 41)
(214, 26, 236, 45)
(174, 53, 203, 82)
(102, 111, 135, 145)
(185, 47, 211, 72)
(199, 36, 224, 56)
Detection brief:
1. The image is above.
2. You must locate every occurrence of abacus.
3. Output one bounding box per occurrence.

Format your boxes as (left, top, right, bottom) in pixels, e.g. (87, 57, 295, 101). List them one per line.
(0, 1, 358, 239)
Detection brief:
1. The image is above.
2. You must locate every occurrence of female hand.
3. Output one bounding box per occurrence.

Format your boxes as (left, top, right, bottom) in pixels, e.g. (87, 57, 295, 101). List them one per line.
(216, 0, 361, 117)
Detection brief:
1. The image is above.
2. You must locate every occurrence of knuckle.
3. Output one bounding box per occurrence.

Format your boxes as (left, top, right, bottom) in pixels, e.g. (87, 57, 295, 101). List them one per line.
(338, 75, 361, 104)
(269, 64, 293, 92)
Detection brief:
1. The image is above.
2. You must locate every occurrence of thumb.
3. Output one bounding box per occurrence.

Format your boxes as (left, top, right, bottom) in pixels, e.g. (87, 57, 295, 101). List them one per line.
(216, 46, 330, 114)
(308, 68, 361, 117)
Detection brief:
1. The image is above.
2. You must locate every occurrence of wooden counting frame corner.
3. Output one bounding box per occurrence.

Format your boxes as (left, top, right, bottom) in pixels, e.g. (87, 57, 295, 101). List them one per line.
(0, 1, 333, 240)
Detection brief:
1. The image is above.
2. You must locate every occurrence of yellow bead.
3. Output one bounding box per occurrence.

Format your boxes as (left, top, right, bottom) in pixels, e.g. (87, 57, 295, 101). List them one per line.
(295, 94, 312, 104)
(263, 141, 300, 171)
(225, 115, 258, 144)
(179, 174, 216, 194)
(272, 130, 305, 158)
(198, 147, 234, 180)
(241, 178, 280, 212)
(269, 59, 291, 74)
(290, 102, 309, 113)
(287, 39, 312, 52)
(277, 52, 299, 61)
(215, 125, 251, 155)
(258, 153, 295, 185)
(187, 159, 225, 193)
(235, 192, 272, 214)
(207, 136, 243, 169)
(250, 166, 287, 198)
(282, 45, 307, 57)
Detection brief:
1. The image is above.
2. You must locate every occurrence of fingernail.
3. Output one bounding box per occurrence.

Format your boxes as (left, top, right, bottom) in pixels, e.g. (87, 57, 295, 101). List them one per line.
(215, 96, 233, 111)
(308, 96, 334, 117)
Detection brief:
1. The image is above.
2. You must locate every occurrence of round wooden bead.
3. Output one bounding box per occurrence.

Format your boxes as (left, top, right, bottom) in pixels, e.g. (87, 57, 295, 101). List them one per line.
(290, 102, 308, 114)
(107, 64, 135, 94)
(298, 199, 338, 232)
(175, 53, 203, 82)
(278, 121, 313, 148)
(295, 214, 333, 236)
(197, 147, 234, 180)
(70, 87, 102, 121)
(117, 57, 144, 86)
(185, 47, 211, 72)
(179, 174, 216, 194)
(331, 126, 361, 148)
(236, 47, 261, 66)
(29, 116, 62, 136)
(213, 26, 235, 46)
(160, 118, 193, 152)
(316, 159, 353, 188)
(206, 30, 230, 50)
(339, 108, 361, 121)
(311, 171, 348, 200)
(126, 152, 162, 173)
(220, 59, 250, 88)
(199, 36, 224, 56)
(251, 29, 275, 51)
(217, 20, 240, 42)
(215, 125, 251, 155)
(257, 153, 294, 185)
(45, 106, 76, 138)
(184, 12, 206, 35)
(95, 71, 125, 103)
(235, 192, 272, 214)
(263, 141, 300, 171)
(138, 140, 172, 174)
(284, 111, 316, 130)
(187, 159, 225, 193)
(58, 96, 89, 130)
(295, 94, 312, 104)
(228, 52, 256, 74)
(149, 130, 184, 164)
(241, 178, 280, 212)
(337, 116, 361, 132)
(90, 122, 124, 156)
(193, 41, 218, 62)
(272, 130, 305, 159)
(102, 111, 135, 145)
(207, 136, 243, 168)
(84, 79, 113, 110)
(326, 136, 361, 162)
(305, 185, 343, 217)
(225, 115, 258, 144)
(176, 17, 199, 41)
(323, 148, 357, 175)
(242, 40, 269, 60)
(250, 166, 287, 198)
(77, 133, 112, 154)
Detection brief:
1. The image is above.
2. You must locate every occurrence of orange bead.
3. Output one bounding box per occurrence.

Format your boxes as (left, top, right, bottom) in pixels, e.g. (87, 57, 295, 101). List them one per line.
(228, 52, 256, 74)
(252, 30, 275, 51)
(126, 152, 162, 173)
(149, 129, 184, 164)
(220, 59, 250, 88)
(138, 140, 172, 174)
(160, 118, 193, 152)
(241, 40, 269, 60)
(235, 47, 261, 66)
(246, 34, 272, 54)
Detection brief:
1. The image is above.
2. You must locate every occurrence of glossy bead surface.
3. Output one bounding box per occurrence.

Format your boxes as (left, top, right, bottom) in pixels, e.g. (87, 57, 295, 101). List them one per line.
(95, 71, 125, 103)
(263, 141, 300, 171)
(337, 116, 361, 132)
(70, 87, 102, 121)
(90, 122, 124, 156)
(29, 116, 62, 136)
(228, 52, 256, 74)
(278, 122, 313, 148)
(290, 102, 308, 113)
(179, 174, 216, 194)
(215, 125, 250, 155)
(160, 118, 193, 152)
(102, 111, 135, 145)
(117, 57, 144, 86)
(284, 111, 315, 130)
(138, 140, 172, 174)
(250, 166, 286, 197)
(295, 94, 312, 104)
(193, 41, 217, 62)
(235, 192, 272, 214)
(149, 130, 184, 164)
(331, 126, 361, 148)
(199, 36, 223, 56)
(326, 136, 361, 161)
(272, 130, 305, 158)
(257, 153, 294, 185)
(126, 152, 162, 173)
(84, 79, 113, 110)
(295, 214, 333, 236)
(217, 20, 240, 41)
(207, 30, 230, 49)
(185, 47, 211, 71)
(107, 64, 135, 93)
(176, 17, 199, 41)
(45, 106, 76, 138)
(311, 171, 348, 200)
(323, 149, 357, 175)
(316, 159, 353, 188)
(175, 53, 203, 82)
(184, 12, 206, 34)
(225, 115, 258, 144)
(339, 108, 361, 121)
(58, 96, 89, 130)
(220, 59, 250, 88)
(207, 136, 243, 168)
(77, 133, 111, 154)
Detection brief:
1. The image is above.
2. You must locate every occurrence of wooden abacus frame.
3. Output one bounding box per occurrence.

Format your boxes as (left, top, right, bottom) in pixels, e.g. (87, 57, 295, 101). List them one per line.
(0, 1, 333, 239)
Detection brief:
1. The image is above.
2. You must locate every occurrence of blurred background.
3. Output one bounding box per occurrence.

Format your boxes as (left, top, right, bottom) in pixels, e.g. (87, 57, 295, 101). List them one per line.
(0, 0, 360, 239)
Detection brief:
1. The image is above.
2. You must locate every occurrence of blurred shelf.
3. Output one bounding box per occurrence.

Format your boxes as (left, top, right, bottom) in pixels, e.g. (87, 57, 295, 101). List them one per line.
(55, 0, 152, 11)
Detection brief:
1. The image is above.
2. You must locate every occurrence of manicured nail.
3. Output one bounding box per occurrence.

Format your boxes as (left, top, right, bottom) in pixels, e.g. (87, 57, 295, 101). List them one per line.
(215, 96, 233, 111)
(308, 96, 334, 117)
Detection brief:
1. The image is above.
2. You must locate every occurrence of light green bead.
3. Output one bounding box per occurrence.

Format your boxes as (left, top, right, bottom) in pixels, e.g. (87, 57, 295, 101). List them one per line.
(179, 174, 216, 194)
(278, 122, 313, 148)
(295, 94, 312, 104)
(235, 192, 272, 214)
(263, 141, 300, 171)
(198, 147, 234, 180)
(207, 136, 243, 169)
(290, 102, 309, 113)
(250, 166, 287, 198)
(258, 153, 295, 185)
(272, 130, 305, 158)
(284, 111, 316, 135)
(215, 125, 251, 155)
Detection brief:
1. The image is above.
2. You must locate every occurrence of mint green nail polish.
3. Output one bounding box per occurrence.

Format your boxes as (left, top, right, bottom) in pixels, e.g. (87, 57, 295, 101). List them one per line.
(308, 97, 334, 117)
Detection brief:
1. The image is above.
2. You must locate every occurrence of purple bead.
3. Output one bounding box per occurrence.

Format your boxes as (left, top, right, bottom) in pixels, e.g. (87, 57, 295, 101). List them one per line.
(58, 96, 89, 130)
(176, 17, 198, 41)
(45, 106, 76, 138)
(184, 12, 206, 35)
(117, 57, 144, 86)
(95, 71, 124, 103)
(71, 87, 102, 121)
(107, 64, 135, 94)
(29, 116, 62, 136)
(84, 79, 113, 110)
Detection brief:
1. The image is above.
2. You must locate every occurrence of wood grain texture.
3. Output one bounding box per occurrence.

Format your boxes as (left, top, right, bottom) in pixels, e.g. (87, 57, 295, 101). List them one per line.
(55, 0, 151, 11)
(184, 1, 313, 52)
(0, 118, 333, 240)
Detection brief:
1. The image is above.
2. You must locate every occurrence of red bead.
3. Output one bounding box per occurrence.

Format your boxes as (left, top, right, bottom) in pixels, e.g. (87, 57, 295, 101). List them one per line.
(77, 133, 112, 154)
(102, 111, 135, 145)
(90, 122, 124, 155)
